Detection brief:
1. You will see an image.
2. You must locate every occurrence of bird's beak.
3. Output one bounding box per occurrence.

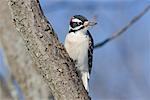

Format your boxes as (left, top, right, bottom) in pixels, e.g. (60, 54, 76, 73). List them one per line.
(84, 21, 97, 27)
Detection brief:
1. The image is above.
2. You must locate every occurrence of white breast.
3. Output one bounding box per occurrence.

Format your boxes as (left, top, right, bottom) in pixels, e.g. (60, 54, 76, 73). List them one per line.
(64, 31, 89, 71)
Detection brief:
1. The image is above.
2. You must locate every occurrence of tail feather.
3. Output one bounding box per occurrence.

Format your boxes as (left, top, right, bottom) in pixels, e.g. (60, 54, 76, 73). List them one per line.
(81, 72, 90, 92)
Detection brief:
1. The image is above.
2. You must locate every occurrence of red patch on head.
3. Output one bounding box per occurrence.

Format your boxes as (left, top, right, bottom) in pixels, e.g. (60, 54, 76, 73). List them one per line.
(70, 17, 74, 23)
(70, 17, 74, 26)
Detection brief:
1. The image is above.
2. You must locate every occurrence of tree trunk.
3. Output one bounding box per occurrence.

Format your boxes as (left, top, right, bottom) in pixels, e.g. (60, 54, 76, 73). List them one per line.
(8, 0, 89, 100)
(0, 0, 52, 100)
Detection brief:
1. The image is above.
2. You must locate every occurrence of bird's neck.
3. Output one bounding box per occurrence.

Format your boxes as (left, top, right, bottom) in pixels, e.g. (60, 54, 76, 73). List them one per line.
(69, 28, 88, 35)
(70, 30, 87, 36)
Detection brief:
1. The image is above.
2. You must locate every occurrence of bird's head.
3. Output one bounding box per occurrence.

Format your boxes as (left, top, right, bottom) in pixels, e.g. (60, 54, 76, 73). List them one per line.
(69, 15, 97, 33)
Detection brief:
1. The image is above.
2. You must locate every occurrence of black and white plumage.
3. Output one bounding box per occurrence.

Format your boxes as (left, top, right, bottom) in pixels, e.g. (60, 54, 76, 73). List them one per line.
(64, 15, 96, 92)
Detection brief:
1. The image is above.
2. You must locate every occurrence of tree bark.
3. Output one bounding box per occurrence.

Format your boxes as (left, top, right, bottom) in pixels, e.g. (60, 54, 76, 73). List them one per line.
(8, 0, 89, 100)
(0, 0, 51, 100)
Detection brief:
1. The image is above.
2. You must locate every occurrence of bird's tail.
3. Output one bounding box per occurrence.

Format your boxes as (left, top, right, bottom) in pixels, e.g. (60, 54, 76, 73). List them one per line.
(81, 72, 90, 92)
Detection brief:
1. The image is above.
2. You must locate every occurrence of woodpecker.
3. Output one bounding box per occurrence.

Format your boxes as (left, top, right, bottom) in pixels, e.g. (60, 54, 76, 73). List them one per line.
(64, 15, 97, 92)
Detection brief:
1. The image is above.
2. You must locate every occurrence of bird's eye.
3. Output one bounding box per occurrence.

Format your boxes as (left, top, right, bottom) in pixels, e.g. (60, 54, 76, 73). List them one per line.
(77, 22, 82, 26)
(79, 22, 82, 25)
(70, 21, 83, 28)
(73, 22, 78, 27)
(70, 22, 79, 28)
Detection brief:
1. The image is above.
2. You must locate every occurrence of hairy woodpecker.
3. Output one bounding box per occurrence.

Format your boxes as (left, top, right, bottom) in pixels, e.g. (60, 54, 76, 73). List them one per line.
(64, 15, 97, 92)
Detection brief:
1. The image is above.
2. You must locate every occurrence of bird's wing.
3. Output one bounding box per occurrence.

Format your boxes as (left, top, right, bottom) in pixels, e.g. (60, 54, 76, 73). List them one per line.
(87, 31, 94, 75)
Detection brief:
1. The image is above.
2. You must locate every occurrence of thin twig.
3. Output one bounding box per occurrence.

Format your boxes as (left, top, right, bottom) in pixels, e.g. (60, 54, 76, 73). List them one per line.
(94, 5, 150, 49)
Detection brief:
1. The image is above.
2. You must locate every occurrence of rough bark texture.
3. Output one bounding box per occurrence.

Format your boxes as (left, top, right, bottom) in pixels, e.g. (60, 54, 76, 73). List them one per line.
(8, 0, 89, 100)
(0, 0, 52, 100)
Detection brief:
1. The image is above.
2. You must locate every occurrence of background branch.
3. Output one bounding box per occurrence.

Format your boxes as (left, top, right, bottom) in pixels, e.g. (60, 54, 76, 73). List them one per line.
(94, 5, 150, 49)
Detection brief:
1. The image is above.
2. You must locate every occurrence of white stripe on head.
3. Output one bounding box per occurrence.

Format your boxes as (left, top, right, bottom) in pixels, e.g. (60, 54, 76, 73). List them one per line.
(72, 18, 82, 23)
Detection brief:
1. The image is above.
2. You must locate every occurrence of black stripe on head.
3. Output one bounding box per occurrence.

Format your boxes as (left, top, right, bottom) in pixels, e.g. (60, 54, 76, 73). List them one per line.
(73, 15, 88, 22)
(69, 26, 84, 33)
(70, 22, 82, 28)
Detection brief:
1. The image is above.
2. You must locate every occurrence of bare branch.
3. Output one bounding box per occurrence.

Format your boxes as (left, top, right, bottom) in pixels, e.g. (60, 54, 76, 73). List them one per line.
(94, 5, 150, 49)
